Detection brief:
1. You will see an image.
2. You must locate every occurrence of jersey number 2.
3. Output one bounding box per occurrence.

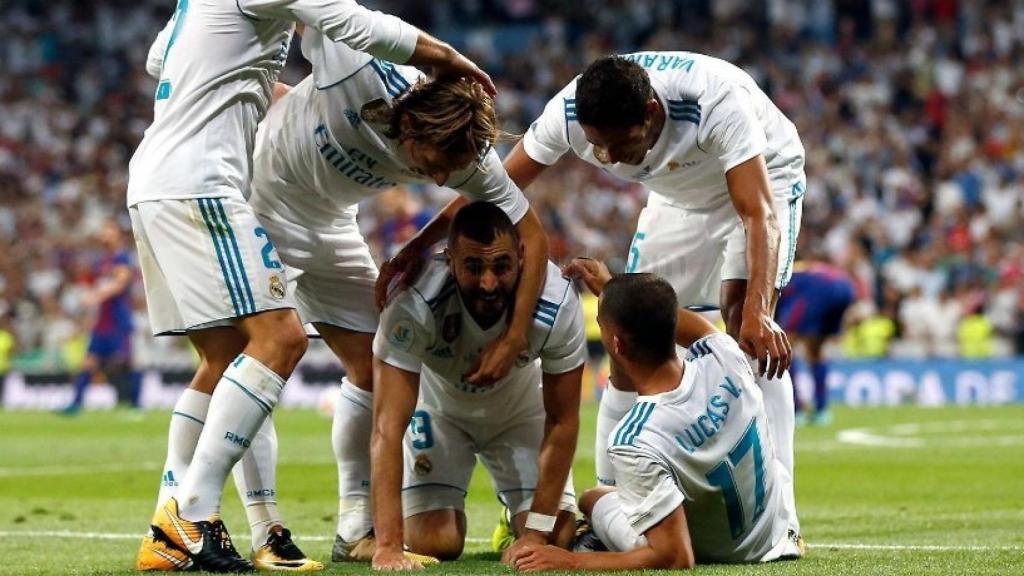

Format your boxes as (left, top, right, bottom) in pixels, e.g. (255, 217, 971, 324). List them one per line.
(705, 418, 767, 540)
(254, 228, 282, 270)
(156, 0, 189, 100)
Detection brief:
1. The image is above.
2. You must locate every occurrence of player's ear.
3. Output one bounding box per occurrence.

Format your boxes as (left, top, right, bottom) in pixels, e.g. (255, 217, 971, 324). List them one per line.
(612, 334, 624, 357)
(645, 98, 659, 120)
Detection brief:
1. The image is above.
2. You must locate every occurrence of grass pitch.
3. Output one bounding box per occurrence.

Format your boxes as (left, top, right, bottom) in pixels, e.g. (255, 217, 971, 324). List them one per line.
(2, 404, 1023, 575)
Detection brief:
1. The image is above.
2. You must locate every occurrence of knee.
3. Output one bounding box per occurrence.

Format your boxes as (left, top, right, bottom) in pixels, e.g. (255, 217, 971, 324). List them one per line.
(405, 514, 465, 560)
(344, 353, 374, 391)
(580, 486, 615, 517)
(262, 319, 308, 369)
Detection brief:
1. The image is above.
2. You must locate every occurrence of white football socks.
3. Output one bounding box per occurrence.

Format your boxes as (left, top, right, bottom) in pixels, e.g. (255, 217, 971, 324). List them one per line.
(594, 380, 637, 486)
(155, 388, 211, 514)
(177, 355, 284, 521)
(756, 369, 800, 534)
(332, 378, 374, 542)
(231, 416, 282, 551)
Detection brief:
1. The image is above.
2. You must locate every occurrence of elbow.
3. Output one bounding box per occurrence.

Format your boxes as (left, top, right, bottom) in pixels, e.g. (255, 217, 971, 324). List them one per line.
(653, 548, 694, 570)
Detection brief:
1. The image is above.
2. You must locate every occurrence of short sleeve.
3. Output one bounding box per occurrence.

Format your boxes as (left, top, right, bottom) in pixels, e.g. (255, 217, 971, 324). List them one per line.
(697, 83, 768, 172)
(521, 87, 574, 166)
(687, 333, 755, 383)
(241, 0, 419, 64)
(145, 19, 173, 78)
(608, 444, 685, 536)
(539, 286, 587, 375)
(450, 148, 530, 224)
(372, 292, 433, 373)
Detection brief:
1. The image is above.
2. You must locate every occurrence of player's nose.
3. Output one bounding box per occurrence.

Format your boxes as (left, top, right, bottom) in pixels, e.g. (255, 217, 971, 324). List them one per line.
(479, 269, 499, 292)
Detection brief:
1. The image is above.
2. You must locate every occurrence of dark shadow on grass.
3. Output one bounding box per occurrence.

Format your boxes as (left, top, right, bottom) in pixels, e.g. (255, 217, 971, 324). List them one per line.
(459, 550, 503, 562)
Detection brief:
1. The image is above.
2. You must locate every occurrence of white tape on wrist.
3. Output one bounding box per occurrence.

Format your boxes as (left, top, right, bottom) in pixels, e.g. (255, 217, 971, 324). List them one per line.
(524, 512, 557, 533)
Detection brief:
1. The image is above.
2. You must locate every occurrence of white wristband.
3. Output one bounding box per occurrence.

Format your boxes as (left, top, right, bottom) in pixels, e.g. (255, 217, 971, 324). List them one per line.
(524, 512, 557, 533)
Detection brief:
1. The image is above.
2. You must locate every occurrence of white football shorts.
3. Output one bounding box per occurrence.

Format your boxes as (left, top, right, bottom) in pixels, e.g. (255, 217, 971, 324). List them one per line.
(129, 196, 295, 335)
(248, 123, 379, 335)
(626, 180, 805, 309)
(400, 395, 577, 518)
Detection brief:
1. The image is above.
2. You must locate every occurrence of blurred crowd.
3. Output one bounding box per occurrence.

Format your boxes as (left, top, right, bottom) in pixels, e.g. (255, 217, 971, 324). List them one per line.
(1, 0, 1022, 373)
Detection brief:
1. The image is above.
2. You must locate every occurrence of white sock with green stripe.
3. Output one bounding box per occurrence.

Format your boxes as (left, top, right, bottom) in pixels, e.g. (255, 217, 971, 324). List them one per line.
(155, 388, 211, 514)
(177, 355, 285, 521)
(595, 380, 636, 486)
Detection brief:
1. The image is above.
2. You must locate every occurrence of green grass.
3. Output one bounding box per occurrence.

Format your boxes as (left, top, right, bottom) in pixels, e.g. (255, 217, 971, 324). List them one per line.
(2, 405, 1023, 575)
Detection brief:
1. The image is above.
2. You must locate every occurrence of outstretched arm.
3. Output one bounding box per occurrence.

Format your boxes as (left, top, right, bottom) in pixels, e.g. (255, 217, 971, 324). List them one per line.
(375, 138, 552, 309)
(370, 359, 423, 571)
(562, 258, 718, 348)
(464, 206, 548, 385)
(726, 155, 790, 379)
(510, 506, 695, 571)
(506, 366, 582, 557)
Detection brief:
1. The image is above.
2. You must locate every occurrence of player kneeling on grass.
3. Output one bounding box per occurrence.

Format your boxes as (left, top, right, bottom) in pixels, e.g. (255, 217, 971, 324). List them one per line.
(510, 259, 803, 572)
(370, 201, 585, 570)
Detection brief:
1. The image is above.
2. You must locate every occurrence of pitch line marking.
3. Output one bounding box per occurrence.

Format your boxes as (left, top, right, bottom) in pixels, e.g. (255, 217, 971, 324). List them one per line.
(0, 530, 1021, 551)
(836, 419, 1024, 449)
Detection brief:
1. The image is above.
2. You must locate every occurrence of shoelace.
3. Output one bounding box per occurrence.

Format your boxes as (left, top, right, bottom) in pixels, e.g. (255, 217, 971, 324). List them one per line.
(268, 529, 305, 560)
(209, 521, 240, 555)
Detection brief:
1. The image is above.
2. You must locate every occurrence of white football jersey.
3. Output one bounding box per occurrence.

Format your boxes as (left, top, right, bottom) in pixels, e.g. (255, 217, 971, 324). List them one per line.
(249, 31, 529, 222)
(523, 51, 806, 210)
(127, 0, 418, 207)
(373, 258, 586, 415)
(607, 333, 794, 563)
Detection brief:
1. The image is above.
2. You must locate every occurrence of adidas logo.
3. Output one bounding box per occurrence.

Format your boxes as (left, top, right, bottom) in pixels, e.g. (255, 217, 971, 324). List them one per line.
(431, 346, 454, 359)
(162, 471, 179, 487)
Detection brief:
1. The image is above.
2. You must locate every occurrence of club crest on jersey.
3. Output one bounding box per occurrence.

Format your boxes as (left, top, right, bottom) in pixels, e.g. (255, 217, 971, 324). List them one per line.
(269, 275, 286, 300)
(515, 351, 531, 367)
(389, 320, 414, 351)
(443, 313, 461, 343)
(414, 454, 432, 477)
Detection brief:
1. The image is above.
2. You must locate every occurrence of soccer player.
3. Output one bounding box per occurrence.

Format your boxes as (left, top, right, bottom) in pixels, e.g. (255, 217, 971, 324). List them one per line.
(370, 202, 584, 570)
(776, 261, 856, 425)
(383, 52, 806, 537)
(60, 221, 137, 414)
(509, 259, 802, 571)
(130, 1, 495, 572)
(247, 29, 549, 562)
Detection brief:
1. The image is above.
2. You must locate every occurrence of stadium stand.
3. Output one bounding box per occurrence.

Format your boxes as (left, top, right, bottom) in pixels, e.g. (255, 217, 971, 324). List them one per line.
(0, 0, 1022, 378)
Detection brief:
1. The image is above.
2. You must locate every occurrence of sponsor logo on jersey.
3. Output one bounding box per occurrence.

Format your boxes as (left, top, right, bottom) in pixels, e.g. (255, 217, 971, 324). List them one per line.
(269, 275, 286, 300)
(442, 313, 461, 342)
(313, 124, 397, 190)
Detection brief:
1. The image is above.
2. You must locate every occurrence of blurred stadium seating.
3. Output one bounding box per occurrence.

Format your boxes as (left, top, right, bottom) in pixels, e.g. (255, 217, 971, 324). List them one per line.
(0, 0, 1022, 388)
